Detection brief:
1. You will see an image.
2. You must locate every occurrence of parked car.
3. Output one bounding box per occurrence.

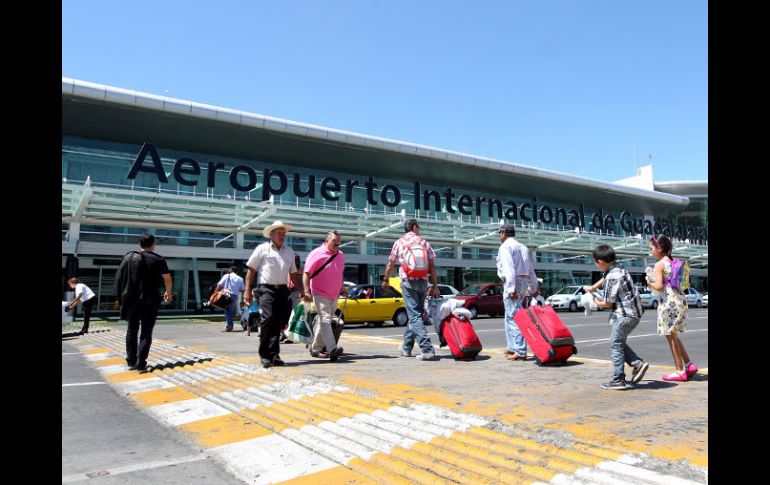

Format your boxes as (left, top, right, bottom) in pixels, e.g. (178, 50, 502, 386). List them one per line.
(638, 287, 661, 309)
(545, 286, 587, 312)
(702, 293, 708, 307)
(452, 283, 504, 319)
(684, 288, 705, 308)
(437, 284, 460, 296)
(337, 282, 407, 326)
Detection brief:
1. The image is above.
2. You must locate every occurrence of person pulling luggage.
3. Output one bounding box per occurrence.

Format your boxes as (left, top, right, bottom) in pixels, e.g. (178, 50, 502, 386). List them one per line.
(497, 224, 538, 361)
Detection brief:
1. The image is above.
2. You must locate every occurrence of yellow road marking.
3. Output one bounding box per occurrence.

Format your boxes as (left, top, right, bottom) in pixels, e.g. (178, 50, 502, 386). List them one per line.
(83, 347, 110, 355)
(130, 386, 199, 407)
(105, 371, 157, 384)
(93, 357, 126, 367)
(273, 465, 377, 485)
(179, 413, 274, 448)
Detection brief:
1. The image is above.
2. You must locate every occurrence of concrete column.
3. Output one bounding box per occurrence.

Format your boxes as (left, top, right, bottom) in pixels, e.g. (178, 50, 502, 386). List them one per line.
(235, 232, 244, 250)
(359, 238, 367, 255)
(453, 267, 464, 291)
(357, 264, 368, 285)
(192, 258, 202, 311)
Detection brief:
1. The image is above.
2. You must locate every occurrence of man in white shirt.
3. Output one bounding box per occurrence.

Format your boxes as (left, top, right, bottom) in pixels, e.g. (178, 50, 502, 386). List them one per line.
(65, 278, 96, 335)
(243, 221, 297, 368)
(497, 224, 539, 361)
(216, 266, 245, 332)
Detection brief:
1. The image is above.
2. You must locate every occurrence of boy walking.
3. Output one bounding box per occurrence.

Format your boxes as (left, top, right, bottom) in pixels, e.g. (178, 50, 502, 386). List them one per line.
(591, 244, 649, 389)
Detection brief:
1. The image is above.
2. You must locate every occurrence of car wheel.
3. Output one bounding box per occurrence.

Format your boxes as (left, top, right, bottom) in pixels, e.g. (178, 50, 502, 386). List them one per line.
(569, 301, 577, 312)
(697, 299, 703, 308)
(652, 301, 658, 309)
(393, 309, 408, 327)
(468, 306, 479, 319)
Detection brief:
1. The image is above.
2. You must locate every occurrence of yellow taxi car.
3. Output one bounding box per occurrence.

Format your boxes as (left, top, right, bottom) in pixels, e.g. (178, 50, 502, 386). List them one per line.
(336, 277, 408, 326)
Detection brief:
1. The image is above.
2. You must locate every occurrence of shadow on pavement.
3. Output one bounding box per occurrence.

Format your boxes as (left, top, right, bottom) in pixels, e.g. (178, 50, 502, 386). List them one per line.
(533, 360, 584, 367)
(632, 381, 680, 390)
(152, 358, 214, 370)
(436, 354, 492, 362)
(284, 354, 397, 366)
(688, 374, 709, 382)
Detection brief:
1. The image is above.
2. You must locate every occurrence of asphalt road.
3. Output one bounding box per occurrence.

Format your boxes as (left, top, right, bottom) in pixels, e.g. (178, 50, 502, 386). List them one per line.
(343, 307, 709, 368)
(62, 340, 243, 484)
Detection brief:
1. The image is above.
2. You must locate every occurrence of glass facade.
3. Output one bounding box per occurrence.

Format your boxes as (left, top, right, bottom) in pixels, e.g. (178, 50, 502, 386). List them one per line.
(62, 135, 708, 312)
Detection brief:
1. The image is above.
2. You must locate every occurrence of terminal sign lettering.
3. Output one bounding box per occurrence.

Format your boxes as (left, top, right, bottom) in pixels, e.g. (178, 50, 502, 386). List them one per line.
(128, 143, 707, 243)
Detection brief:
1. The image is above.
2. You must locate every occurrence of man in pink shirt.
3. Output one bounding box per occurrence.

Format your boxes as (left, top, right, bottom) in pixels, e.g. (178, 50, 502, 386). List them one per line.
(302, 230, 348, 361)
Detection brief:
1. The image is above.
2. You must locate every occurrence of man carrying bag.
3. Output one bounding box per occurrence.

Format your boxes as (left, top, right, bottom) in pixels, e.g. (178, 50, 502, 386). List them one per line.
(302, 231, 348, 361)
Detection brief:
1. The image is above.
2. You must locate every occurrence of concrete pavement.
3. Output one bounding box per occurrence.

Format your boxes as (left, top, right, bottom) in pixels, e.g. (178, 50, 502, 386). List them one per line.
(63, 319, 708, 484)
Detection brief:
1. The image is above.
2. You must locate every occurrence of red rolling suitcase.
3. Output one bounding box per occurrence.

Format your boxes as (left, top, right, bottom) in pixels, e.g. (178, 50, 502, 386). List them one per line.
(441, 314, 483, 360)
(514, 304, 577, 365)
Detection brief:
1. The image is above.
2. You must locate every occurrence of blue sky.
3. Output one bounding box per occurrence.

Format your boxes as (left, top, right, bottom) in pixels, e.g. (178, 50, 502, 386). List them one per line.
(62, 0, 707, 182)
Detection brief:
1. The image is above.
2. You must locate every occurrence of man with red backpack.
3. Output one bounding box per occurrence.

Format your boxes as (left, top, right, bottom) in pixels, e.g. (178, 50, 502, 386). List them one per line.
(382, 219, 441, 361)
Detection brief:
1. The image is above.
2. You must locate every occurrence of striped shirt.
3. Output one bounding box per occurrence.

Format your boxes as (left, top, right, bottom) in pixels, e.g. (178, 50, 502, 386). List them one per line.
(603, 263, 644, 322)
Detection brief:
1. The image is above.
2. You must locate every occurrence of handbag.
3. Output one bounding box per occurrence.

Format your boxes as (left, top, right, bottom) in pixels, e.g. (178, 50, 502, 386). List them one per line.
(209, 275, 233, 309)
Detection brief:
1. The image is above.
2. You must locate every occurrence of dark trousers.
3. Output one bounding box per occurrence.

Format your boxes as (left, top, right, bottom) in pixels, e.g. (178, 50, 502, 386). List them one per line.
(80, 297, 96, 333)
(258, 286, 291, 360)
(125, 299, 160, 367)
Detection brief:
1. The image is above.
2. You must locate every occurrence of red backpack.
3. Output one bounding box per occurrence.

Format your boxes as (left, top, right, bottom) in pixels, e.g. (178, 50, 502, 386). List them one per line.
(402, 240, 430, 278)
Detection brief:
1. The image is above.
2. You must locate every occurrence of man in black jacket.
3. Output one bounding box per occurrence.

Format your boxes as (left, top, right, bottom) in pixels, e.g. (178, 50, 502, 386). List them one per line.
(115, 233, 172, 371)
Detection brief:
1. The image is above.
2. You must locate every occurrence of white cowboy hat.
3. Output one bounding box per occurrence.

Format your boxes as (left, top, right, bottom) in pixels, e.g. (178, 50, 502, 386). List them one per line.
(262, 220, 293, 238)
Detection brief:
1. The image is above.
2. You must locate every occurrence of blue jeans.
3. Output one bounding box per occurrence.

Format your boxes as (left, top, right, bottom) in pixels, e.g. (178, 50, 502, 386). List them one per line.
(224, 296, 239, 330)
(610, 316, 642, 381)
(400, 279, 433, 354)
(503, 278, 530, 356)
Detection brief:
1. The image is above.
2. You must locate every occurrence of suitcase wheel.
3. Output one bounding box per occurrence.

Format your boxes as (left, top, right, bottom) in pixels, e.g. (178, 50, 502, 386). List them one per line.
(534, 356, 543, 366)
(572, 346, 578, 355)
(547, 349, 556, 359)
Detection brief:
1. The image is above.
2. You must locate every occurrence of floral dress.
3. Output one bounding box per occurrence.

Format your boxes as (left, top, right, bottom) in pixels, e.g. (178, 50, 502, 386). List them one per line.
(656, 259, 688, 335)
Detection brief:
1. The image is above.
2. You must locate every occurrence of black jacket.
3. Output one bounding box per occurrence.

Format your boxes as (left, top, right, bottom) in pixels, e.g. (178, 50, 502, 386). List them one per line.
(114, 251, 146, 319)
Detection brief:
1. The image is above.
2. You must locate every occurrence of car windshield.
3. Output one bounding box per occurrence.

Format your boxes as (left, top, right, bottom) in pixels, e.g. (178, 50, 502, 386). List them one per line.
(553, 286, 580, 295)
(458, 285, 485, 296)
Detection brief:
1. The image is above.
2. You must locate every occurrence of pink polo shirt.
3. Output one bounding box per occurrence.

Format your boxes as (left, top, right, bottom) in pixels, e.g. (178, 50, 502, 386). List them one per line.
(304, 244, 345, 300)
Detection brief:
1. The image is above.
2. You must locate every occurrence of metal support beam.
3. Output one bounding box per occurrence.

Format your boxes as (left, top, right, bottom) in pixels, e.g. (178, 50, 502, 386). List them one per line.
(364, 219, 404, 239)
(237, 206, 277, 233)
(460, 230, 499, 246)
(72, 188, 93, 223)
(536, 235, 580, 251)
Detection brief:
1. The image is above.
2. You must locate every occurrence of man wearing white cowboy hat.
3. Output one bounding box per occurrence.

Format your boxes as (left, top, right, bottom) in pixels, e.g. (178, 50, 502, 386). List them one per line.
(244, 221, 298, 368)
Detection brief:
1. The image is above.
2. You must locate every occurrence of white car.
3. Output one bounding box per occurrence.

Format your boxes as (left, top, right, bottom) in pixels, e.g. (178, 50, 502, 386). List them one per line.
(638, 287, 662, 309)
(684, 288, 705, 308)
(437, 284, 459, 296)
(545, 286, 587, 312)
(702, 293, 708, 307)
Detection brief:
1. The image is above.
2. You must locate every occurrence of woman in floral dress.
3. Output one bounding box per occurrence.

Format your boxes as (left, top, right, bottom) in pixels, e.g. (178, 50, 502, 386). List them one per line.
(646, 235, 698, 382)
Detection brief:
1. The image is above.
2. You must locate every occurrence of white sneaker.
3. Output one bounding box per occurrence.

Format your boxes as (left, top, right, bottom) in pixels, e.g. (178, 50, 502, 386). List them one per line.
(416, 351, 437, 361)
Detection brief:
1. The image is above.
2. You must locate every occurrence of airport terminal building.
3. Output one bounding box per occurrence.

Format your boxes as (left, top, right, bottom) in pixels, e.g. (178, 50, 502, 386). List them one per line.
(62, 78, 708, 314)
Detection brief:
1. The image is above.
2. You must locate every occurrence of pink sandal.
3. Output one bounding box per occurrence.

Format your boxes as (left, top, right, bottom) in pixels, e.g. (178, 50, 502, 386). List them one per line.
(662, 371, 688, 382)
(686, 362, 698, 377)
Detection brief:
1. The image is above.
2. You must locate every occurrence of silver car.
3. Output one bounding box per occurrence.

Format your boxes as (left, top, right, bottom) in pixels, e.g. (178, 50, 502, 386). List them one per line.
(638, 287, 661, 309)
(684, 288, 705, 308)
